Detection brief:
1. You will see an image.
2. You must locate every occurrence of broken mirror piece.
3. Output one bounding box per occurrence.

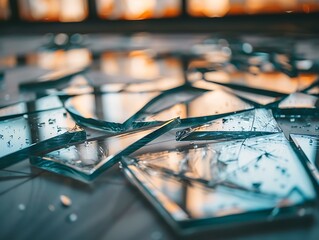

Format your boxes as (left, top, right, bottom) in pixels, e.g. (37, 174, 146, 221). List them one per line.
(290, 134, 319, 181)
(122, 132, 317, 235)
(132, 86, 254, 125)
(0, 108, 86, 169)
(30, 118, 180, 182)
(65, 91, 161, 132)
(0, 95, 63, 120)
(176, 108, 281, 141)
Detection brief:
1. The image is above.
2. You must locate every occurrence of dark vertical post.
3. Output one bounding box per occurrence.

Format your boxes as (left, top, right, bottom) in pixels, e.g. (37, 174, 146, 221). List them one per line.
(87, 0, 99, 20)
(9, 0, 20, 22)
(181, 0, 188, 18)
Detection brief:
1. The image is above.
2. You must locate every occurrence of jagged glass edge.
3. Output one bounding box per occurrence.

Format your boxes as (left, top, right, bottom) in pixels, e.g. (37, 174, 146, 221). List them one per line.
(175, 108, 281, 141)
(202, 77, 288, 98)
(176, 131, 277, 141)
(127, 86, 256, 127)
(0, 127, 86, 169)
(272, 108, 319, 116)
(0, 96, 64, 121)
(290, 133, 319, 184)
(64, 85, 207, 132)
(122, 160, 317, 236)
(30, 118, 180, 182)
(19, 67, 88, 89)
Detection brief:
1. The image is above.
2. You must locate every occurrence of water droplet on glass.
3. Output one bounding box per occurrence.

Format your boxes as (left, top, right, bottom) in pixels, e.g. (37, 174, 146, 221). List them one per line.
(18, 204, 26, 211)
(298, 208, 306, 217)
(48, 204, 55, 212)
(68, 213, 78, 222)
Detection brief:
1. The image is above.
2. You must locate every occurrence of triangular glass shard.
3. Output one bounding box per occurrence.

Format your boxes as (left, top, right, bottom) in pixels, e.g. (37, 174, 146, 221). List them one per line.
(189, 77, 279, 107)
(65, 91, 161, 132)
(0, 66, 49, 108)
(122, 132, 317, 234)
(203, 70, 305, 96)
(133, 87, 254, 125)
(307, 86, 319, 96)
(30, 118, 180, 182)
(290, 134, 319, 181)
(278, 93, 319, 109)
(0, 95, 63, 121)
(176, 108, 281, 141)
(43, 74, 95, 96)
(86, 71, 184, 93)
(124, 76, 184, 92)
(19, 67, 87, 89)
(0, 108, 86, 169)
(226, 89, 279, 106)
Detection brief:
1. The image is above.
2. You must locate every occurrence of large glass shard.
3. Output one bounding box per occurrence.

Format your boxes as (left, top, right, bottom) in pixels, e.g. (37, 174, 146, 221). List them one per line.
(290, 134, 319, 181)
(30, 118, 180, 182)
(133, 87, 254, 124)
(0, 96, 63, 120)
(225, 89, 279, 106)
(0, 66, 49, 108)
(189, 77, 279, 106)
(86, 71, 184, 93)
(19, 67, 87, 89)
(0, 108, 86, 169)
(65, 91, 160, 132)
(202, 68, 318, 97)
(176, 108, 281, 141)
(122, 133, 317, 234)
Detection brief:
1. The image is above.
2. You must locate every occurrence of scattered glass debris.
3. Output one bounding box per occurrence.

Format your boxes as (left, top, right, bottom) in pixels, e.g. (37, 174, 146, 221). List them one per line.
(60, 195, 72, 207)
(1, 34, 319, 236)
(0, 108, 86, 169)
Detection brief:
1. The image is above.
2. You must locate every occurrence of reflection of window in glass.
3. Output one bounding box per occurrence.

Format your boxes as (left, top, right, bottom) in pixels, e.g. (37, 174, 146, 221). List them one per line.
(96, 0, 181, 20)
(26, 49, 91, 70)
(188, 0, 319, 16)
(0, 55, 17, 68)
(0, 0, 10, 20)
(101, 51, 159, 79)
(18, 0, 88, 22)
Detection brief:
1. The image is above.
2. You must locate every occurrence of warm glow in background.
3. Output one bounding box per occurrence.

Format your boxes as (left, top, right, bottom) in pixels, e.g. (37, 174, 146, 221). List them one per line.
(0, 0, 318, 22)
